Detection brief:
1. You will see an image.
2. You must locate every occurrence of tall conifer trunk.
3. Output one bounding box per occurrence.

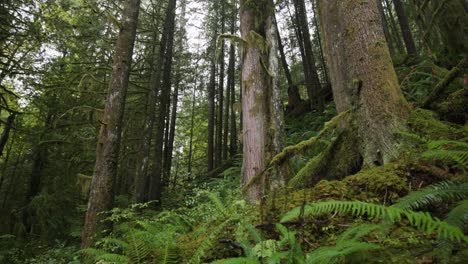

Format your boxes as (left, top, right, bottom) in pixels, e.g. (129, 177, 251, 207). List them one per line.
(392, 0, 417, 56)
(293, 0, 323, 111)
(318, 0, 409, 167)
(240, 0, 285, 202)
(148, 0, 177, 202)
(81, 0, 140, 249)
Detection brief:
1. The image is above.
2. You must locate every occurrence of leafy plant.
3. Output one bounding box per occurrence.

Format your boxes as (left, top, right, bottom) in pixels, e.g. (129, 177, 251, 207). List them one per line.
(306, 224, 382, 263)
(281, 200, 467, 242)
(394, 181, 468, 210)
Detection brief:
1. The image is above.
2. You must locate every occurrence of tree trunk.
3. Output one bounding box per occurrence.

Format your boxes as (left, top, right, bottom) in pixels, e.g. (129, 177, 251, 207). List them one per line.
(81, 0, 140, 249)
(293, 0, 323, 111)
(1, 147, 22, 209)
(274, 15, 294, 89)
(392, 0, 417, 56)
(134, 7, 165, 204)
(377, 0, 395, 57)
(207, 15, 218, 172)
(216, 3, 226, 167)
(0, 113, 15, 156)
(164, 73, 180, 184)
(228, 3, 238, 158)
(318, 0, 409, 166)
(0, 127, 15, 194)
(383, 0, 405, 54)
(311, 0, 330, 91)
(148, 0, 177, 202)
(240, 0, 285, 202)
(188, 64, 198, 174)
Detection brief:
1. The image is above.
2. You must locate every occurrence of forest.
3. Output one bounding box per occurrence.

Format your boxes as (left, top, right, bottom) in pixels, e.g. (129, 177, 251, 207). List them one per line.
(0, 0, 467, 263)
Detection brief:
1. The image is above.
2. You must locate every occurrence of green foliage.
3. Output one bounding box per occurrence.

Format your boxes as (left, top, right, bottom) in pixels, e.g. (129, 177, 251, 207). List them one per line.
(395, 181, 468, 210)
(306, 224, 382, 264)
(422, 140, 468, 171)
(281, 200, 467, 242)
(445, 200, 468, 230)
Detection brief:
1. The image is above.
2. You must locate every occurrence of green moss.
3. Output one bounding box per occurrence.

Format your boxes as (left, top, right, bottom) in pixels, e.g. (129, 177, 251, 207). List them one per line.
(343, 164, 408, 200)
(408, 108, 467, 140)
(270, 111, 349, 166)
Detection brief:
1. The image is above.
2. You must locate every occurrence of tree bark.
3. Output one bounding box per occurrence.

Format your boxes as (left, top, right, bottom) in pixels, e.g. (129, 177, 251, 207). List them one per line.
(228, 2, 238, 158)
(164, 73, 180, 185)
(377, 0, 395, 57)
(274, 14, 294, 89)
(392, 0, 417, 56)
(134, 5, 165, 203)
(318, 0, 409, 166)
(148, 0, 177, 202)
(311, 0, 330, 91)
(384, 0, 405, 54)
(240, 0, 285, 202)
(207, 9, 218, 172)
(293, 0, 323, 111)
(0, 127, 15, 194)
(0, 113, 15, 156)
(188, 63, 198, 174)
(216, 3, 226, 166)
(81, 0, 140, 249)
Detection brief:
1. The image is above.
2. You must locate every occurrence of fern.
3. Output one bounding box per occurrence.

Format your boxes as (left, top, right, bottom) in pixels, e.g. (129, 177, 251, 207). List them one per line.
(188, 218, 233, 264)
(422, 150, 468, 169)
(281, 200, 467, 242)
(394, 181, 468, 210)
(210, 257, 260, 264)
(433, 200, 468, 264)
(158, 245, 179, 264)
(306, 241, 379, 264)
(305, 224, 382, 263)
(444, 199, 468, 231)
(336, 224, 383, 244)
(422, 140, 468, 170)
(80, 248, 130, 263)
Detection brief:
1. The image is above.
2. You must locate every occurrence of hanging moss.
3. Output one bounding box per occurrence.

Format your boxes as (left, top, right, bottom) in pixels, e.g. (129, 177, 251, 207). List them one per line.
(269, 111, 350, 166)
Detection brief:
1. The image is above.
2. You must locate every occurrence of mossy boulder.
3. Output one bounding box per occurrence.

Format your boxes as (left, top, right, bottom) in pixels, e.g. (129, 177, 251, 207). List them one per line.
(342, 164, 408, 201)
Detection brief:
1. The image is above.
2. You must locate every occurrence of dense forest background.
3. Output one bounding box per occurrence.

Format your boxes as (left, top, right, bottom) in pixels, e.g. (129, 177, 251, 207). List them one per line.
(0, 0, 467, 263)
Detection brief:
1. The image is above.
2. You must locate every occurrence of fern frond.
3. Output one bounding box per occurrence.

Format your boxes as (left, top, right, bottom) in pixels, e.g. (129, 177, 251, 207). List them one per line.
(281, 201, 467, 242)
(394, 181, 468, 210)
(337, 224, 383, 244)
(445, 199, 468, 231)
(427, 140, 468, 150)
(210, 257, 260, 264)
(206, 192, 230, 217)
(127, 232, 152, 263)
(396, 131, 427, 144)
(101, 237, 129, 250)
(80, 248, 129, 263)
(306, 241, 379, 264)
(189, 219, 233, 264)
(422, 150, 468, 169)
(157, 245, 179, 264)
(96, 253, 130, 263)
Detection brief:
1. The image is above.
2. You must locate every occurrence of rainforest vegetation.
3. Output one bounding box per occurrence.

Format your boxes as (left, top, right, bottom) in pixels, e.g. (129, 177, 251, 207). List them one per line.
(0, 0, 467, 263)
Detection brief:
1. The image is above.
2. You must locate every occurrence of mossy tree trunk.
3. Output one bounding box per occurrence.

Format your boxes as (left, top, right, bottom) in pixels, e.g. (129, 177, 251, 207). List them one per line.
(240, 0, 285, 202)
(81, 0, 140, 249)
(318, 0, 409, 167)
